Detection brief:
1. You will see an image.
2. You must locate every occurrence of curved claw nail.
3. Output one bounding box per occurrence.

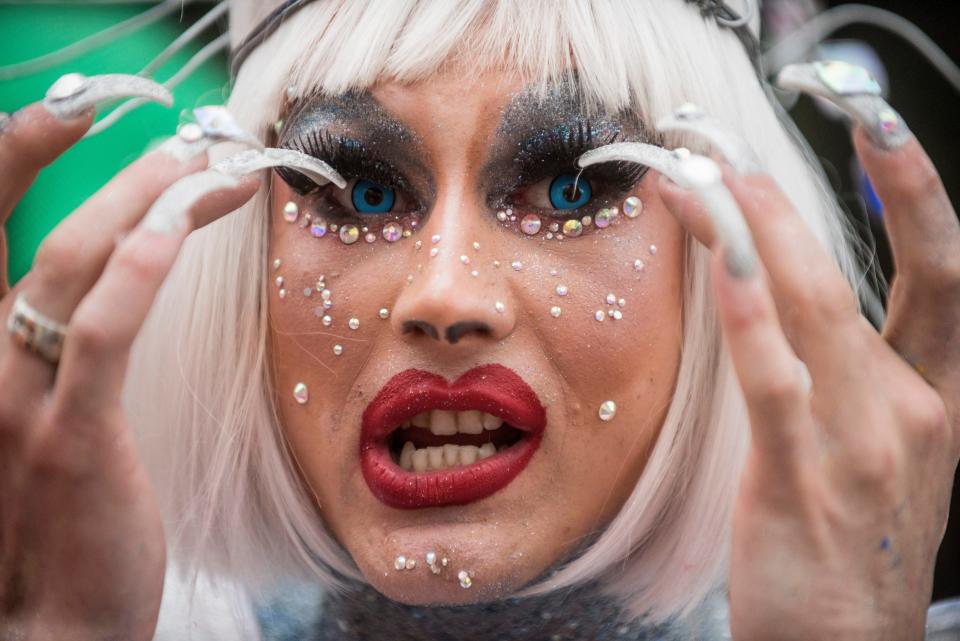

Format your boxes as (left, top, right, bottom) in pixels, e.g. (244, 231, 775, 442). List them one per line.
(140, 171, 240, 234)
(675, 154, 757, 278)
(212, 148, 346, 189)
(158, 106, 263, 163)
(657, 103, 762, 175)
(776, 61, 910, 150)
(43, 73, 173, 121)
(577, 142, 688, 186)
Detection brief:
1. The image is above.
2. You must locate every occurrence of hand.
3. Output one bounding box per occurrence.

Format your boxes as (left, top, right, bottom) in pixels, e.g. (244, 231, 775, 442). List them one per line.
(660, 124, 960, 639)
(0, 103, 258, 640)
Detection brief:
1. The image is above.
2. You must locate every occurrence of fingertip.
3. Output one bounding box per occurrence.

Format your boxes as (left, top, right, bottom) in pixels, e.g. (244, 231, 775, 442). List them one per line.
(711, 248, 768, 333)
(657, 173, 718, 247)
(3, 103, 94, 165)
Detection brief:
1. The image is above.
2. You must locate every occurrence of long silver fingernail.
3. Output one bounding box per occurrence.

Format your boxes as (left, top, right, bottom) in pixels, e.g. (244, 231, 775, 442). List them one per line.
(157, 106, 263, 163)
(140, 170, 240, 234)
(776, 61, 911, 150)
(0, 112, 10, 135)
(43, 73, 173, 121)
(577, 142, 690, 186)
(657, 103, 763, 175)
(675, 154, 757, 278)
(213, 148, 346, 188)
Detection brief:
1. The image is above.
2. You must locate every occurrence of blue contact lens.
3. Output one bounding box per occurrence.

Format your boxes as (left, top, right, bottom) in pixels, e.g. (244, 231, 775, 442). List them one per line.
(351, 178, 395, 213)
(549, 175, 592, 210)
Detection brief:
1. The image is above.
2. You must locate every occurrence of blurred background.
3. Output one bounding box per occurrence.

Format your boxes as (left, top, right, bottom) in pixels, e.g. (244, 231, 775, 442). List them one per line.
(0, 0, 958, 602)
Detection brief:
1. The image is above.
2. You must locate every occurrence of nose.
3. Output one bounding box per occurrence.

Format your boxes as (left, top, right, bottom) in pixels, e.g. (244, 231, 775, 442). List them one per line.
(390, 203, 515, 350)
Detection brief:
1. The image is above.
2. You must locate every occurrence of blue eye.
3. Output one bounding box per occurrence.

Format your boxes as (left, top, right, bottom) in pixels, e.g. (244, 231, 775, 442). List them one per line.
(548, 174, 592, 210)
(351, 178, 395, 213)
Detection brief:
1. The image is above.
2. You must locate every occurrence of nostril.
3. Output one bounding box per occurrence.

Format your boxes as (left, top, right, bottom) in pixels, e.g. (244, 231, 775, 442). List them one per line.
(402, 320, 440, 341)
(445, 321, 492, 345)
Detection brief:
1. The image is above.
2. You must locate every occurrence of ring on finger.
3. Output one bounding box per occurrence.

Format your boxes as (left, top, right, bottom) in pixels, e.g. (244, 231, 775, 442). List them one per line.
(6, 293, 66, 365)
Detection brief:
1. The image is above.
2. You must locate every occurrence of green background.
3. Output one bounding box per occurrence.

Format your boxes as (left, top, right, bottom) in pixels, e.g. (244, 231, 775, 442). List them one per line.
(0, 4, 228, 284)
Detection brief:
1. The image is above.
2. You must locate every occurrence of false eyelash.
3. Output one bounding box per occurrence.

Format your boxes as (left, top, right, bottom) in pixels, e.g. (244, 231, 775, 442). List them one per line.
(511, 119, 649, 197)
(276, 129, 416, 200)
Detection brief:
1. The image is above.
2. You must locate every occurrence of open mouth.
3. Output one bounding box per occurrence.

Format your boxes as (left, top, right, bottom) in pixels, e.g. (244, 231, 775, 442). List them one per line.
(360, 365, 546, 509)
(389, 410, 526, 472)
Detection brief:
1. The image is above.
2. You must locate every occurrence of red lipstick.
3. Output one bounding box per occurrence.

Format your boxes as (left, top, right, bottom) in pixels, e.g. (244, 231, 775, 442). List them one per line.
(360, 364, 546, 509)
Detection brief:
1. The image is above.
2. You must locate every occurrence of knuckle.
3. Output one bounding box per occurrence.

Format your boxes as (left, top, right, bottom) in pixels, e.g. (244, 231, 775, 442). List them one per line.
(111, 237, 166, 282)
(67, 311, 114, 355)
(902, 390, 950, 445)
(752, 369, 805, 412)
(33, 234, 85, 281)
(849, 438, 902, 491)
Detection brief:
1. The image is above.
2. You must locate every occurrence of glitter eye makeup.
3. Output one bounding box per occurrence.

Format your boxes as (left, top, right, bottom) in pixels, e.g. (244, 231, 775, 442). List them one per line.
(273, 84, 657, 248)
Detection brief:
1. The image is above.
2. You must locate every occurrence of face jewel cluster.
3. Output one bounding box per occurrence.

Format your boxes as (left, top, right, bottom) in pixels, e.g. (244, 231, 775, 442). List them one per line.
(594, 291, 626, 322)
(280, 200, 419, 247)
(393, 552, 461, 583)
(505, 195, 644, 241)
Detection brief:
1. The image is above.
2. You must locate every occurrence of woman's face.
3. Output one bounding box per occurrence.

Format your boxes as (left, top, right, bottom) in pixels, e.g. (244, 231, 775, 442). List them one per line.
(268, 68, 684, 604)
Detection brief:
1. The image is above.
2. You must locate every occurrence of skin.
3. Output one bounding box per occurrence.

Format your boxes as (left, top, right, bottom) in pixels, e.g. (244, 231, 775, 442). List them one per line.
(0, 65, 956, 641)
(268, 70, 683, 605)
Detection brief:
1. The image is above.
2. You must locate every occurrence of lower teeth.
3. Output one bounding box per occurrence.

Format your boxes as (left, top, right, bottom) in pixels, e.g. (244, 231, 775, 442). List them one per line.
(398, 442, 500, 472)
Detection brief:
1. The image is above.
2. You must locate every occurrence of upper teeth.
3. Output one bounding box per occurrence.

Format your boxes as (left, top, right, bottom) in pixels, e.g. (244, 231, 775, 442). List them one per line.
(405, 410, 504, 436)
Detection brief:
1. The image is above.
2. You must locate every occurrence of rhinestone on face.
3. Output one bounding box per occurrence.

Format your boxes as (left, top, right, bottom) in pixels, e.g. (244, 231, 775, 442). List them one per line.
(394, 555, 407, 571)
(415, 240, 422, 251)
(473, 241, 481, 251)
(272, 258, 282, 270)
(562, 219, 583, 237)
(322, 315, 333, 327)
(425, 551, 436, 566)
(594, 310, 605, 322)
(598, 400, 617, 421)
(348, 318, 360, 330)
(282, 201, 299, 223)
(379, 308, 390, 319)
(460, 255, 470, 265)
(623, 196, 643, 218)
(649, 244, 658, 255)
(297, 214, 311, 229)
(303, 288, 312, 297)
(556, 284, 568, 296)
(275, 276, 284, 288)
(497, 211, 508, 222)
(511, 261, 522, 271)
(605, 293, 616, 305)
(309, 220, 327, 237)
(333, 344, 343, 356)
(382, 222, 403, 242)
(550, 306, 562, 318)
(364, 232, 376, 243)
(633, 259, 645, 271)
(495, 301, 505, 314)
(47, 73, 88, 100)
(594, 208, 614, 229)
(581, 216, 592, 227)
(339, 225, 360, 245)
(471, 270, 479, 277)
(405, 558, 416, 570)
(618, 298, 626, 308)
(429, 248, 439, 257)
(612, 310, 623, 320)
(814, 60, 882, 96)
(293, 382, 309, 404)
(458, 570, 473, 589)
(520, 214, 542, 236)
(431, 234, 441, 244)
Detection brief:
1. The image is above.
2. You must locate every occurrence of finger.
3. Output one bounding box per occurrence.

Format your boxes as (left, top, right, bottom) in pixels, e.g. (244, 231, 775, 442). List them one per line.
(854, 129, 960, 282)
(52, 175, 260, 419)
(724, 170, 867, 369)
(854, 129, 960, 386)
(711, 249, 813, 463)
(1, 148, 208, 398)
(0, 103, 94, 220)
(657, 174, 718, 248)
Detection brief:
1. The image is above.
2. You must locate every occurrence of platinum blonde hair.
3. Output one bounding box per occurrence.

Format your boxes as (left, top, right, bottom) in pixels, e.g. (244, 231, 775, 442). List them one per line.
(128, 0, 862, 625)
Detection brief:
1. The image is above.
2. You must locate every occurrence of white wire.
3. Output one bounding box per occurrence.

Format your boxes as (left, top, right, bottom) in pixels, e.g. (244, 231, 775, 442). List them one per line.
(85, 32, 230, 138)
(763, 4, 960, 94)
(0, 0, 196, 80)
(139, 1, 228, 78)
